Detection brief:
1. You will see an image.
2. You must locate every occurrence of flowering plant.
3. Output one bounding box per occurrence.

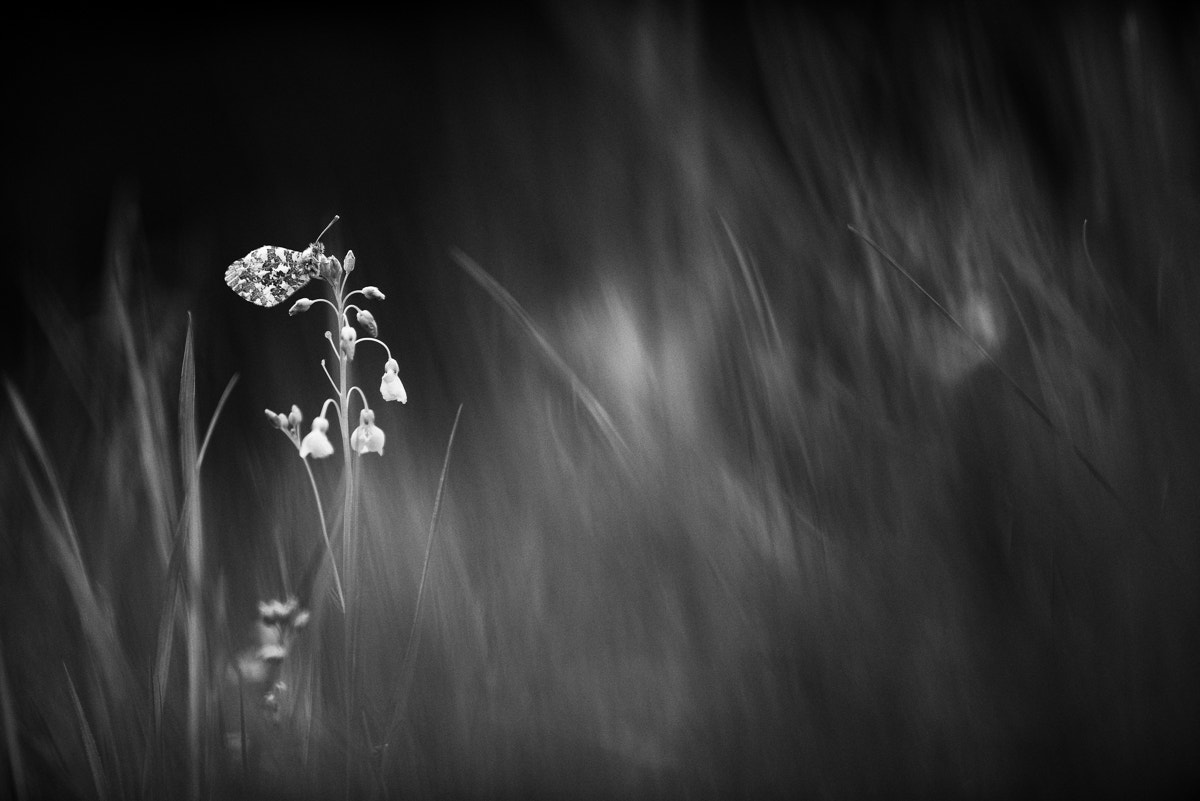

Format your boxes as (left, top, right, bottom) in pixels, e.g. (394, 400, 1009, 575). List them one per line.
(244, 218, 406, 613)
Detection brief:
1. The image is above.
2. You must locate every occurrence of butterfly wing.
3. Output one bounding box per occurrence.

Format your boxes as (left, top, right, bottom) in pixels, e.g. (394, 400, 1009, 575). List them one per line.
(225, 245, 316, 307)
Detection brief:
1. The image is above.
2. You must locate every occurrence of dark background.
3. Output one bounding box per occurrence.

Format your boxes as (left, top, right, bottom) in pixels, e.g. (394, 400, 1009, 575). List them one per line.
(3, 6, 1199, 798)
(6, 5, 1193, 380)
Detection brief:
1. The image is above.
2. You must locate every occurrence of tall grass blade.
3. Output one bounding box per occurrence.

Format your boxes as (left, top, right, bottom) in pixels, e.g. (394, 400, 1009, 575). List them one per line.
(848, 225, 1124, 504)
(196, 373, 238, 470)
(153, 371, 239, 736)
(382, 404, 463, 764)
(152, 576, 180, 732)
(1081, 220, 1134, 361)
(0, 641, 27, 801)
(179, 314, 207, 801)
(109, 263, 178, 569)
(6, 381, 126, 698)
(450, 248, 631, 464)
(720, 215, 783, 351)
(62, 664, 108, 800)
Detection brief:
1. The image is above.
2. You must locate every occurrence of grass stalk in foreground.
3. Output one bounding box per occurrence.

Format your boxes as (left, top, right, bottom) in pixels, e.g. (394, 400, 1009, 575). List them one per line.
(848, 224, 1124, 505)
(0, 641, 27, 801)
(384, 404, 463, 745)
(179, 315, 207, 801)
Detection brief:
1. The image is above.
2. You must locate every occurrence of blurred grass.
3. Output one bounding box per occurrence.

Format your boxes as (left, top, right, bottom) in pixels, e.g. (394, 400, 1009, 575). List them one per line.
(2, 6, 1199, 799)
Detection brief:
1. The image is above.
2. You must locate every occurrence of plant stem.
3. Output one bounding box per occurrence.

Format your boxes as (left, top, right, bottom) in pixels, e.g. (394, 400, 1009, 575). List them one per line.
(332, 278, 359, 795)
(301, 457, 345, 611)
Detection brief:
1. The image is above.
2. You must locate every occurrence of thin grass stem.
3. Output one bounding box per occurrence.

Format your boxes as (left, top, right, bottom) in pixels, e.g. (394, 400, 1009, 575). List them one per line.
(63, 665, 108, 800)
(0, 641, 27, 801)
(301, 456, 346, 612)
(384, 404, 463, 746)
(848, 225, 1124, 505)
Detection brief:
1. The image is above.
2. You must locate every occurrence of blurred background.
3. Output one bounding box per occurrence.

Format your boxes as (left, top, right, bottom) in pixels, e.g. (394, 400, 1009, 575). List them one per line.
(1, 4, 1198, 798)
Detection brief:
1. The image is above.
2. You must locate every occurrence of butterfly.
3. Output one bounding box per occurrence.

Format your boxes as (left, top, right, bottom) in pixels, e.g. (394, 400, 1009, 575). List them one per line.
(225, 216, 339, 307)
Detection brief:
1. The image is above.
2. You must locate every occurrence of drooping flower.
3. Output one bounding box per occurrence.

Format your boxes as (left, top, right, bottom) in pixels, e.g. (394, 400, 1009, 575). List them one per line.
(340, 325, 358, 359)
(356, 309, 378, 337)
(350, 408, 385, 455)
(380, 358, 407, 403)
(299, 416, 334, 459)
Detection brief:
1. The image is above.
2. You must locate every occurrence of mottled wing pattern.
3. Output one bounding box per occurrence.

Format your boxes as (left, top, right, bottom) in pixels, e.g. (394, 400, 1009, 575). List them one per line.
(225, 245, 317, 307)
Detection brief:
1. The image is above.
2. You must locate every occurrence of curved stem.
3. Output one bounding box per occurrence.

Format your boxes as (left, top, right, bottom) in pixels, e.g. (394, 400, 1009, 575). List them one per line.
(353, 337, 393, 362)
(333, 282, 359, 783)
(305, 297, 340, 316)
(300, 456, 345, 612)
(348, 385, 369, 413)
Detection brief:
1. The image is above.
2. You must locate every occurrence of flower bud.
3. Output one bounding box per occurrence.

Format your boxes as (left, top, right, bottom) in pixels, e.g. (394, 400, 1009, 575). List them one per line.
(362, 286, 386, 301)
(288, 405, 303, 429)
(319, 255, 342, 285)
(356, 309, 378, 337)
(289, 298, 314, 316)
(344, 250, 356, 273)
(265, 409, 283, 429)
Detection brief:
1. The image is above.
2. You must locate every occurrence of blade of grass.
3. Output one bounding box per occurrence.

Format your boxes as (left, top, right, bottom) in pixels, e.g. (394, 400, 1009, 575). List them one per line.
(26, 293, 103, 430)
(153, 370, 240, 735)
(237, 673, 248, 781)
(179, 314, 207, 801)
(848, 225, 1123, 505)
(383, 404, 463, 748)
(0, 641, 27, 801)
(152, 572, 181, 735)
(6, 382, 127, 698)
(196, 373, 238, 470)
(720, 215, 783, 352)
(63, 664, 108, 800)
(451, 248, 631, 465)
(110, 268, 177, 568)
(1081, 220, 1134, 361)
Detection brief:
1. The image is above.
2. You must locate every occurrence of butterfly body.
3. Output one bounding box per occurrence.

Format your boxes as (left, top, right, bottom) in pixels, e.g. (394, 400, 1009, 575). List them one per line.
(225, 242, 326, 307)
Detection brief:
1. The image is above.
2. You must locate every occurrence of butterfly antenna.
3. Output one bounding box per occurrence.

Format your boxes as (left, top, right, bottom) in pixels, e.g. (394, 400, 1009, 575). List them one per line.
(316, 215, 340, 242)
